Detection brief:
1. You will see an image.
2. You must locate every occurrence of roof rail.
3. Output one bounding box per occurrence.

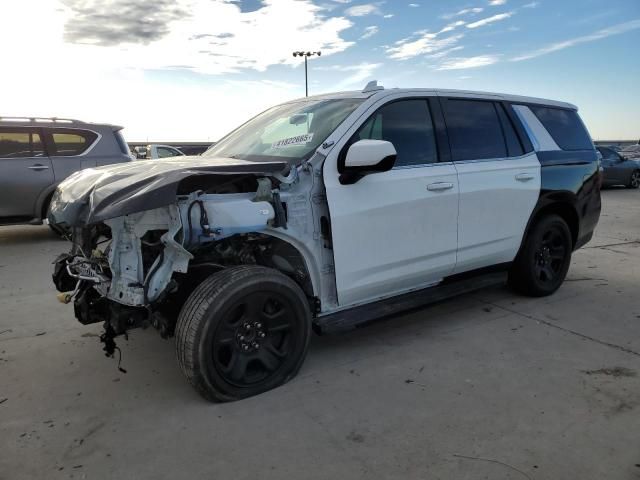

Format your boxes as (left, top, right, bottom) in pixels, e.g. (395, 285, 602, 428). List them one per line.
(362, 80, 384, 93)
(0, 116, 83, 124)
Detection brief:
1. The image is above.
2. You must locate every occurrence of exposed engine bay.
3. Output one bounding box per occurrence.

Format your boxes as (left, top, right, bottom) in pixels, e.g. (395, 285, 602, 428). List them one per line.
(51, 158, 336, 356)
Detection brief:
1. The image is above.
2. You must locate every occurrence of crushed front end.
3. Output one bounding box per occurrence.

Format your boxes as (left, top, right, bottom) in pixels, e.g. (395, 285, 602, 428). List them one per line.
(48, 157, 302, 360)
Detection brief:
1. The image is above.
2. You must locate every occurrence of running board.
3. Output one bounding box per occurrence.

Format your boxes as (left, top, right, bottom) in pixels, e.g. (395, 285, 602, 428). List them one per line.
(314, 271, 508, 334)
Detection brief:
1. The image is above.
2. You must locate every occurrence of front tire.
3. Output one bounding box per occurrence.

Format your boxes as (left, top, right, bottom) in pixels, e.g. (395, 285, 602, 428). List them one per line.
(627, 170, 640, 189)
(509, 215, 572, 297)
(175, 266, 312, 402)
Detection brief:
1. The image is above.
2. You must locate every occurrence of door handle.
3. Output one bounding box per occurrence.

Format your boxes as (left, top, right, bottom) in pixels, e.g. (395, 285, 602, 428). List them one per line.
(28, 164, 49, 171)
(427, 182, 454, 191)
(515, 173, 534, 181)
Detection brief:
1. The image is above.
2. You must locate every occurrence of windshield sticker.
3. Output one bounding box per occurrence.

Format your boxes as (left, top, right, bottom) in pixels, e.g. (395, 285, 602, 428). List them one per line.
(271, 133, 314, 149)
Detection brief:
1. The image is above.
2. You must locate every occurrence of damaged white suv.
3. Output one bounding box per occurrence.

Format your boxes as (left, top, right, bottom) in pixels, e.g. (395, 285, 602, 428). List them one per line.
(50, 83, 601, 401)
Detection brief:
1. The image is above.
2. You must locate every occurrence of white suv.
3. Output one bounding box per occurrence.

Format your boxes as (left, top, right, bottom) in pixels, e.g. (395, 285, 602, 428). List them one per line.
(50, 82, 601, 402)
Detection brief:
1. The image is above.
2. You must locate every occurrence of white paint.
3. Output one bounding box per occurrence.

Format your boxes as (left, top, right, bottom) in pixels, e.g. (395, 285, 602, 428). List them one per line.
(344, 139, 396, 167)
(452, 153, 541, 273)
(512, 105, 560, 151)
(325, 163, 459, 306)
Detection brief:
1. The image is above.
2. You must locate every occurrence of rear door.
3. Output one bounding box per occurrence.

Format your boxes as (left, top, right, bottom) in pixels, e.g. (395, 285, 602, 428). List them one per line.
(439, 96, 540, 273)
(325, 96, 459, 306)
(0, 127, 53, 218)
(44, 128, 98, 183)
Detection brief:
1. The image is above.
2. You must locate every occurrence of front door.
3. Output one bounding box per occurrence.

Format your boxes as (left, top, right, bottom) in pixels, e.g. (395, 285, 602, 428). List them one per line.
(325, 98, 459, 307)
(0, 127, 53, 219)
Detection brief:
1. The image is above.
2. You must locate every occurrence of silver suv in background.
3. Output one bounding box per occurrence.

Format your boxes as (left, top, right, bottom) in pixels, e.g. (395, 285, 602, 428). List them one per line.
(0, 117, 131, 228)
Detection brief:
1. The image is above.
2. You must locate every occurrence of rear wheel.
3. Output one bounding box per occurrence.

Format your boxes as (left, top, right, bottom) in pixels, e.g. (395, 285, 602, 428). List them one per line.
(627, 170, 640, 189)
(509, 215, 572, 297)
(175, 266, 312, 402)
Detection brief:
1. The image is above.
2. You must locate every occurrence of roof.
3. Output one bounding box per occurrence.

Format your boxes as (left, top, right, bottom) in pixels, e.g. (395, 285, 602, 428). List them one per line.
(0, 116, 123, 130)
(289, 86, 578, 110)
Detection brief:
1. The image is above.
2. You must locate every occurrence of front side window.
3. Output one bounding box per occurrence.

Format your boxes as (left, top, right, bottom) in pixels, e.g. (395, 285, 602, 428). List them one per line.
(528, 106, 592, 151)
(50, 129, 98, 156)
(443, 99, 507, 161)
(354, 99, 438, 167)
(0, 129, 44, 158)
(204, 98, 363, 164)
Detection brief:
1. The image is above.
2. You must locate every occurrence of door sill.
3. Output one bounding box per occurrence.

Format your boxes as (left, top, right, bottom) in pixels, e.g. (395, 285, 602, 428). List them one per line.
(314, 269, 508, 334)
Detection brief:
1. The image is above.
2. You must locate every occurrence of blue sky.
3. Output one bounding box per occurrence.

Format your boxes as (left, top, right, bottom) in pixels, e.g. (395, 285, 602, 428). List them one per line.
(2, 0, 639, 141)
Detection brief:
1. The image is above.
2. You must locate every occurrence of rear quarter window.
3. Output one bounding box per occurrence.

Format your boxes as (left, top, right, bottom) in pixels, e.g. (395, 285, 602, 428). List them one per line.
(49, 128, 98, 156)
(529, 106, 592, 151)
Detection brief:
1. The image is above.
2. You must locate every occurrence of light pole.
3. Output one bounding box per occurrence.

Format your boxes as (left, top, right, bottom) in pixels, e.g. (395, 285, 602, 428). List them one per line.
(292, 51, 321, 97)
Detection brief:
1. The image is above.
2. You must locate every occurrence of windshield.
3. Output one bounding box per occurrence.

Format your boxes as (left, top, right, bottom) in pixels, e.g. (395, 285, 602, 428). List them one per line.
(203, 98, 363, 163)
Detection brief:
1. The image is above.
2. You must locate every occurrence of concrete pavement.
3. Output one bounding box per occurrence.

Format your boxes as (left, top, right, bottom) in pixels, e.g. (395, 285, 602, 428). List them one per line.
(1, 189, 639, 480)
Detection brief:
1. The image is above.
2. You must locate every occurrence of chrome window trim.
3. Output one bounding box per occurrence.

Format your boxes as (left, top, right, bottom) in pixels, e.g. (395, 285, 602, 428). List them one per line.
(451, 151, 537, 164)
(393, 161, 454, 170)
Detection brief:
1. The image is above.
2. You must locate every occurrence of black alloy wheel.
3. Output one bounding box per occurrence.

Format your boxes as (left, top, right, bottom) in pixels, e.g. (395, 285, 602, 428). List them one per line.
(176, 266, 311, 402)
(212, 291, 296, 387)
(628, 170, 640, 189)
(509, 214, 572, 297)
(533, 226, 568, 287)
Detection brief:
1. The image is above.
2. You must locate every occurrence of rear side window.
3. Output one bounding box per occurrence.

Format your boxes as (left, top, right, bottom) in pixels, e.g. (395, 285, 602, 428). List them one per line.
(49, 129, 98, 156)
(442, 99, 507, 161)
(529, 106, 592, 151)
(0, 129, 45, 158)
(354, 99, 438, 167)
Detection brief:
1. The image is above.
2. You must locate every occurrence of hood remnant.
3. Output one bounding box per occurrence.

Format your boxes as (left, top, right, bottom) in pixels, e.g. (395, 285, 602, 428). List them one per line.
(48, 156, 289, 226)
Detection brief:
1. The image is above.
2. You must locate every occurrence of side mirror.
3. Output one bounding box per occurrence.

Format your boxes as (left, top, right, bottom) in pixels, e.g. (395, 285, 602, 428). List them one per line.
(340, 139, 397, 185)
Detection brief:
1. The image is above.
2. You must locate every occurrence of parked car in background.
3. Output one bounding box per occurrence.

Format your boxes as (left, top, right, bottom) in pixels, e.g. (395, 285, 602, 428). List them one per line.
(132, 144, 185, 160)
(619, 142, 640, 160)
(596, 146, 640, 188)
(50, 84, 601, 402)
(0, 117, 131, 229)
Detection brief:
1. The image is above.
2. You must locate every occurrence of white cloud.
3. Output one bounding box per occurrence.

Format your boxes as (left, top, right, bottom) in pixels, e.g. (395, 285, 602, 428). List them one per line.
(424, 46, 464, 59)
(361, 25, 379, 39)
(409, 3, 420, 7)
(437, 54, 501, 70)
(0, 0, 361, 141)
(488, 0, 507, 5)
(387, 32, 464, 60)
(512, 18, 640, 61)
(384, 13, 395, 18)
(441, 7, 484, 19)
(523, 1, 539, 7)
(466, 12, 514, 28)
(1, 0, 356, 76)
(344, 3, 380, 16)
(440, 20, 466, 33)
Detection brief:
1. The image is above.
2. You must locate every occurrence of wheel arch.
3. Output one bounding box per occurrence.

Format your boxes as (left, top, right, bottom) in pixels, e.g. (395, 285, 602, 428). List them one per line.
(37, 184, 60, 221)
(257, 232, 321, 301)
(187, 231, 321, 302)
(521, 198, 580, 252)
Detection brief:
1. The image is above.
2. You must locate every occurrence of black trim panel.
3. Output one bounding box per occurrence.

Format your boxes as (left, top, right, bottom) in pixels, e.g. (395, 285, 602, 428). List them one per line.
(314, 269, 508, 334)
(501, 102, 534, 153)
(428, 97, 452, 163)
